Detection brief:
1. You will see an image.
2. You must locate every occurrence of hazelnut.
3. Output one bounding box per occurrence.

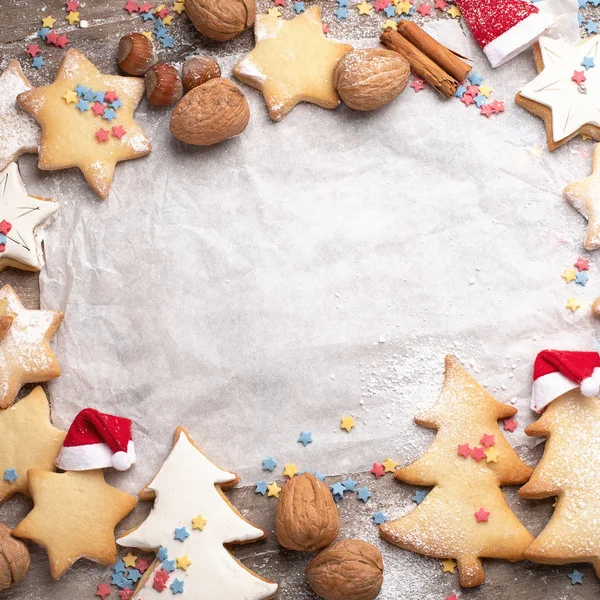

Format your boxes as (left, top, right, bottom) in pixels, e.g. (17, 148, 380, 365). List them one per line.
(118, 32, 158, 76)
(145, 63, 184, 106)
(0, 524, 30, 591)
(185, 0, 256, 41)
(593, 297, 600, 318)
(182, 55, 221, 92)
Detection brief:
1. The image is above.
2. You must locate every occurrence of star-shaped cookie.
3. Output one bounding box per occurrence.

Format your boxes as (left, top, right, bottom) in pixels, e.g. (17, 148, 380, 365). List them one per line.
(233, 6, 352, 121)
(0, 387, 65, 503)
(0, 162, 59, 271)
(563, 143, 600, 250)
(0, 60, 40, 172)
(516, 36, 600, 150)
(0, 284, 62, 409)
(12, 469, 137, 579)
(17, 49, 151, 199)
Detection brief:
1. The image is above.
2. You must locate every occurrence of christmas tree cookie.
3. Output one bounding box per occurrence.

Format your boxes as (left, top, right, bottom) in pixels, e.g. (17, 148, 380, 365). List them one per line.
(380, 355, 533, 587)
(17, 48, 151, 199)
(520, 350, 600, 576)
(118, 427, 278, 599)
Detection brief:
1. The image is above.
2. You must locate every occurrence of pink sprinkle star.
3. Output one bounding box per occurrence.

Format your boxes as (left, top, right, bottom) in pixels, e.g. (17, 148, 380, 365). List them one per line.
(157, 6, 169, 17)
(138, 1, 152, 11)
(322, 23, 329, 34)
(434, 0, 447, 8)
(480, 433, 495, 448)
(124, 0, 139, 13)
(572, 70, 586, 85)
(475, 507, 490, 522)
(465, 85, 479, 97)
(95, 128, 110, 142)
(55, 34, 69, 48)
(136, 558, 150, 573)
(112, 125, 127, 139)
(446, 595, 459, 600)
(92, 102, 105, 116)
(274, 0, 286, 5)
(0, 221, 12, 235)
(374, 0, 389, 11)
(46, 30, 59, 45)
(491, 99, 504, 114)
(471, 446, 486, 462)
(417, 3, 431, 15)
(503, 417, 517, 432)
(461, 94, 475, 107)
(119, 590, 134, 600)
(27, 44, 41, 57)
(96, 584, 112, 599)
(575, 257, 589, 271)
(105, 91, 119, 103)
(457, 443, 472, 458)
(370, 463, 385, 478)
(480, 104, 494, 118)
(411, 77, 426, 92)
(65, 0, 80, 10)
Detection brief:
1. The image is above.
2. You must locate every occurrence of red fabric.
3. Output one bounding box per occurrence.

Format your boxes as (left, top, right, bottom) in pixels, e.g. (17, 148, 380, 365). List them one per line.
(455, 0, 538, 48)
(533, 350, 600, 384)
(63, 408, 132, 452)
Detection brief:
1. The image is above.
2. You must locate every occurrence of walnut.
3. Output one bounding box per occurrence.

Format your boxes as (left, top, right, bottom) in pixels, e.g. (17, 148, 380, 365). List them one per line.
(184, 0, 256, 41)
(0, 523, 30, 590)
(276, 473, 339, 552)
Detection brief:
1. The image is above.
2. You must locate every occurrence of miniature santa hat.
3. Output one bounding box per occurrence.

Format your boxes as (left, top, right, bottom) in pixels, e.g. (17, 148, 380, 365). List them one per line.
(531, 350, 600, 413)
(455, 0, 555, 68)
(56, 408, 136, 472)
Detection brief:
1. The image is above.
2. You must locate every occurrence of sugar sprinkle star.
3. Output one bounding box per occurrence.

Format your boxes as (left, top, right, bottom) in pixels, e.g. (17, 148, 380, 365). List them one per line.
(263, 456, 277, 471)
(576, 271, 589, 285)
(341, 416, 356, 432)
(342, 477, 357, 491)
(485, 447, 499, 463)
(4, 469, 17, 483)
(298, 431, 313, 446)
(562, 267, 577, 283)
(410, 77, 426, 92)
(267, 481, 281, 498)
(357, 486, 372, 502)
(370, 463, 385, 478)
(174, 526, 190, 542)
(283, 463, 299, 478)
(176, 555, 191, 571)
(123, 552, 137, 568)
(411, 489, 427, 504)
(255, 480, 268, 495)
(441, 558, 457, 573)
(503, 417, 517, 432)
(474, 507, 490, 522)
(575, 256, 589, 271)
(566, 297, 581, 312)
(192, 515, 207, 530)
(569, 569, 583, 584)
(372, 511, 389, 524)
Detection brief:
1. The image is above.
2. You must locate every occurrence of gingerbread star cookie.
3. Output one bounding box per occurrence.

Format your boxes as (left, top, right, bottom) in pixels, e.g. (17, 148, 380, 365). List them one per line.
(17, 48, 151, 199)
(516, 36, 600, 151)
(563, 143, 600, 250)
(0, 60, 40, 172)
(0, 162, 59, 271)
(0, 284, 62, 409)
(233, 6, 352, 121)
(0, 387, 65, 503)
(12, 469, 137, 579)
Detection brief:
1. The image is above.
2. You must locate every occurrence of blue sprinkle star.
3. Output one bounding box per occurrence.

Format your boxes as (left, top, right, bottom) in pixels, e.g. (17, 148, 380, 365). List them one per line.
(293, 1, 305, 12)
(174, 527, 190, 542)
(568, 569, 583, 584)
(255, 480, 268, 495)
(384, 4, 396, 16)
(263, 457, 277, 471)
(579, 13, 585, 25)
(576, 271, 589, 285)
(298, 431, 313, 447)
(160, 35, 174, 48)
(112, 559, 127, 574)
(3, 469, 17, 483)
(162, 559, 176, 573)
(467, 71, 483, 86)
(454, 84, 467, 98)
(578, 0, 587, 7)
(110, 98, 123, 110)
(74, 83, 87, 96)
(82, 88, 96, 101)
(411, 489, 427, 504)
(337, 0, 349, 6)
(372, 511, 389, 525)
(586, 20, 599, 34)
(37, 27, 51, 40)
(314, 472, 327, 481)
(170, 579, 185, 594)
(111, 573, 132, 589)
(154, 17, 164, 29)
(334, 7, 349, 18)
(331, 482, 346, 498)
(582, 56, 595, 70)
(155, 27, 169, 39)
(342, 477, 357, 492)
(357, 486, 372, 503)
(473, 94, 487, 108)
(127, 569, 142, 582)
(157, 546, 169, 562)
(103, 108, 117, 121)
(75, 99, 89, 112)
(593, 0, 600, 7)
(32, 56, 45, 70)
(94, 91, 106, 103)
(141, 10, 155, 20)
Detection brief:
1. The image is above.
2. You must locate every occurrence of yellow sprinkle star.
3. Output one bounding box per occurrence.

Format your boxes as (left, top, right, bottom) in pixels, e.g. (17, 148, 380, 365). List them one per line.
(396, 0, 411, 14)
(66, 11, 80, 24)
(485, 447, 499, 463)
(176, 555, 192, 571)
(62, 89, 79, 104)
(162, 14, 173, 25)
(382, 458, 398, 473)
(267, 7, 281, 17)
(192, 514, 207, 530)
(154, 3, 166, 12)
(441, 558, 457, 573)
(283, 463, 299, 478)
(173, 1, 185, 13)
(566, 297, 581, 312)
(357, 1, 372, 14)
(341, 416, 356, 432)
(381, 19, 397, 29)
(478, 83, 493, 98)
(41, 16, 56, 28)
(267, 482, 282, 498)
(123, 552, 138, 568)
(447, 5, 461, 17)
(561, 268, 577, 283)
(142, 31, 153, 39)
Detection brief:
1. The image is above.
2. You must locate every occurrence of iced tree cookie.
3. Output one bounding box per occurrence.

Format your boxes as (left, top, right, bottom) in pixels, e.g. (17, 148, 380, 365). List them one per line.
(233, 6, 352, 121)
(17, 48, 151, 199)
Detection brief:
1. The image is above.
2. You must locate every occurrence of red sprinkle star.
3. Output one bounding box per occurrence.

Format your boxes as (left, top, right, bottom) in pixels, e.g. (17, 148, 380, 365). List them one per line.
(136, 558, 150, 573)
(65, 0, 80, 10)
(370, 463, 385, 478)
(461, 94, 475, 107)
(465, 85, 479, 97)
(471, 446, 486, 462)
(492, 100, 504, 114)
(119, 590, 134, 600)
(274, 0, 286, 5)
(95, 128, 110, 142)
(322, 23, 329, 34)
(157, 6, 169, 17)
(55, 34, 69, 48)
(96, 583, 112, 599)
(92, 102, 106, 116)
(572, 70, 586, 85)
(124, 0, 139, 13)
(138, 1, 152, 11)
(457, 443, 472, 458)
(503, 417, 517, 432)
(475, 507, 490, 522)
(411, 77, 426, 92)
(575, 257, 589, 271)
(112, 125, 127, 139)
(434, 0, 447, 8)
(27, 44, 41, 57)
(374, 0, 389, 11)
(480, 104, 494, 118)
(417, 3, 431, 15)
(480, 433, 495, 448)
(445, 595, 459, 600)
(0, 221, 12, 235)
(46, 30, 59, 45)
(105, 91, 119, 103)
(153, 578, 168, 592)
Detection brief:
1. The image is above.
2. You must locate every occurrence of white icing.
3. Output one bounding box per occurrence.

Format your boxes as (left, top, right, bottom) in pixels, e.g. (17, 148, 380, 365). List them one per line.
(520, 36, 600, 142)
(118, 431, 278, 599)
(0, 163, 59, 270)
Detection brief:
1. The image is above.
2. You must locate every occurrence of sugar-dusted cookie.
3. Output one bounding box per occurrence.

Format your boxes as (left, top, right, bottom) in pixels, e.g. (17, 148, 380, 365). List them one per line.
(0, 387, 65, 503)
(12, 469, 137, 579)
(380, 355, 533, 588)
(17, 48, 151, 199)
(0, 162, 59, 272)
(516, 36, 600, 151)
(521, 349, 600, 576)
(0, 284, 62, 409)
(233, 6, 352, 121)
(118, 427, 278, 599)
(0, 60, 40, 172)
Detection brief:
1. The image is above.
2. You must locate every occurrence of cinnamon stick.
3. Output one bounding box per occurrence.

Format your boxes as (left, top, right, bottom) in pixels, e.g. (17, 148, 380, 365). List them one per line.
(380, 28, 458, 98)
(396, 20, 471, 83)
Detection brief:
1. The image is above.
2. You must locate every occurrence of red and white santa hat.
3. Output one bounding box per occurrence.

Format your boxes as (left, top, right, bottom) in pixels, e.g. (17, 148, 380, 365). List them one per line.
(455, 0, 555, 68)
(531, 350, 600, 413)
(56, 408, 136, 472)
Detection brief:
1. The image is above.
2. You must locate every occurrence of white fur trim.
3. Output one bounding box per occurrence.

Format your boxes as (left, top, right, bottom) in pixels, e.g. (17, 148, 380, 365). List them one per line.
(581, 366, 600, 397)
(56, 440, 136, 471)
(483, 4, 555, 68)
(531, 371, 578, 413)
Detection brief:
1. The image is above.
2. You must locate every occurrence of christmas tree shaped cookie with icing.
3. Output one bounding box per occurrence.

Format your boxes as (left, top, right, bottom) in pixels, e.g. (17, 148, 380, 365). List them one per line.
(118, 428, 278, 599)
(520, 350, 600, 576)
(380, 355, 533, 587)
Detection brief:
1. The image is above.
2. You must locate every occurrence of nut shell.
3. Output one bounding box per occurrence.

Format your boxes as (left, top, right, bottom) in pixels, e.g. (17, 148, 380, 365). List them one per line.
(170, 78, 250, 145)
(306, 539, 384, 600)
(0, 524, 30, 591)
(145, 63, 184, 106)
(118, 32, 158, 76)
(182, 55, 222, 92)
(185, 0, 256, 41)
(276, 473, 339, 552)
(333, 48, 410, 111)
